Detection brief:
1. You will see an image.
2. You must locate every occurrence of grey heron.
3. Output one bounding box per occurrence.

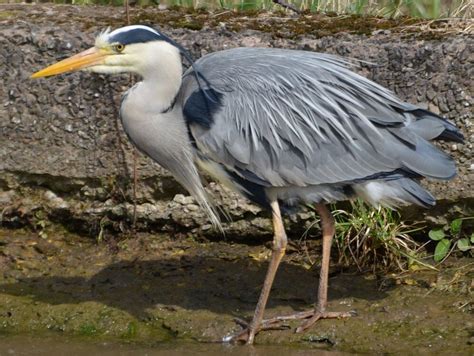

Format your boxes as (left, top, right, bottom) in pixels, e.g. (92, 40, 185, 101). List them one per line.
(31, 25, 463, 344)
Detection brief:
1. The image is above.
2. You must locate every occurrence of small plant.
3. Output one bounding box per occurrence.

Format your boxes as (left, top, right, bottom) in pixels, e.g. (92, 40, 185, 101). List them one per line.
(33, 210, 49, 239)
(428, 217, 474, 263)
(79, 323, 99, 336)
(330, 199, 427, 272)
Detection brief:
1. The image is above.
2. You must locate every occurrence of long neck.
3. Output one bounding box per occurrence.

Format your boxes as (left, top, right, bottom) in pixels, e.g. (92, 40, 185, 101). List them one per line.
(119, 42, 221, 229)
(135, 42, 183, 112)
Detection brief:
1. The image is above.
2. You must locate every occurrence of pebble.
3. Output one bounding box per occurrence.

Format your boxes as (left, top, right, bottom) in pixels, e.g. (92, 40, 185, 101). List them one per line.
(186, 204, 199, 211)
(44, 190, 69, 209)
(173, 194, 194, 205)
(173, 194, 186, 204)
(0, 190, 16, 204)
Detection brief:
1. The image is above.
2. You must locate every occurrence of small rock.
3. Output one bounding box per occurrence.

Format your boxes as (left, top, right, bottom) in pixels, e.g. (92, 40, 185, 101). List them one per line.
(173, 194, 195, 205)
(426, 89, 437, 101)
(44, 190, 69, 209)
(77, 130, 89, 139)
(186, 204, 199, 211)
(173, 194, 186, 205)
(0, 190, 16, 204)
(438, 100, 449, 113)
(183, 196, 194, 205)
(427, 102, 440, 115)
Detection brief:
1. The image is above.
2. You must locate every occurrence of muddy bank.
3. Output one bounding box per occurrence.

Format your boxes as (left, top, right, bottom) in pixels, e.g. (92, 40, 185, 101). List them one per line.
(0, 228, 473, 353)
(0, 4, 473, 235)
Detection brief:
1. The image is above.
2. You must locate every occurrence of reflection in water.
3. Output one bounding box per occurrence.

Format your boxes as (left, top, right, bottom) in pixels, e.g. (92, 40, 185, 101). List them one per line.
(0, 335, 351, 356)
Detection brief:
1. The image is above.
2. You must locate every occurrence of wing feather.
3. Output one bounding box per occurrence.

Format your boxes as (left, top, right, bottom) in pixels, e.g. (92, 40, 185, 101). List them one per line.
(180, 48, 458, 188)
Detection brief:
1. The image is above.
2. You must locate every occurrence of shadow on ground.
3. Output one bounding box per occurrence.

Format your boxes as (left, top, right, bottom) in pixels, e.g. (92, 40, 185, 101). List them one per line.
(0, 256, 389, 320)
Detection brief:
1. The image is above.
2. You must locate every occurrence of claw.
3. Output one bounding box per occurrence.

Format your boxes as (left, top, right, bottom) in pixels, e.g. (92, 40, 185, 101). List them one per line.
(227, 308, 354, 343)
(226, 316, 291, 344)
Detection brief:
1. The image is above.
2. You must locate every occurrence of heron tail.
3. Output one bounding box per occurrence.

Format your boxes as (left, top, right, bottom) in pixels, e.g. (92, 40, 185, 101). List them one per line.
(404, 108, 464, 143)
(353, 178, 435, 209)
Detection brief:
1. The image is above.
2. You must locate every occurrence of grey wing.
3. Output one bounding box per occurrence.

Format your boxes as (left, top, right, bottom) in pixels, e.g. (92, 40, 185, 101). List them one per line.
(181, 47, 460, 190)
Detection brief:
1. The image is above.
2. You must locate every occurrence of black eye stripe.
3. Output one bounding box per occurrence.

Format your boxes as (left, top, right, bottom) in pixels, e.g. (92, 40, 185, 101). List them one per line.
(109, 29, 163, 45)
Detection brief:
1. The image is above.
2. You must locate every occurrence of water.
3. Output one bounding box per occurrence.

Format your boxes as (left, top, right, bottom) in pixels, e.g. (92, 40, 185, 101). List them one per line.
(0, 335, 350, 356)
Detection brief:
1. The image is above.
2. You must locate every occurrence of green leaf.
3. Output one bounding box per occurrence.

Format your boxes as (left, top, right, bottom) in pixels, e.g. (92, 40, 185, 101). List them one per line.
(450, 218, 462, 235)
(457, 238, 471, 252)
(470, 232, 474, 244)
(429, 229, 445, 241)
(434, 239, 451, 262)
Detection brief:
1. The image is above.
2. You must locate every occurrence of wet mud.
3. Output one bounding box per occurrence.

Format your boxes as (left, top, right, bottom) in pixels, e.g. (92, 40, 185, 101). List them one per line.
(0, 228, 472, 353)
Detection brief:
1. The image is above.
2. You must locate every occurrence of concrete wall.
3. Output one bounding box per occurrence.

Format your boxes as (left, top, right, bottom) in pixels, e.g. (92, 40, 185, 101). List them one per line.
(1, 5, 472, 235)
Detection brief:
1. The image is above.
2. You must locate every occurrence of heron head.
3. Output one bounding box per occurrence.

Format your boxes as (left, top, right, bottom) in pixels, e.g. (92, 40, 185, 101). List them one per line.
(31, 25, 182, 78)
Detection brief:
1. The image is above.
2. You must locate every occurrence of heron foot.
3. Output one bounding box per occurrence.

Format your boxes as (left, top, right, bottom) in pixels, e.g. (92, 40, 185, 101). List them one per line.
(224, 317, 291, 344)
(225, 309, 354, 344)
(252, 309, 355, 334)
(295, 309, 356, 333)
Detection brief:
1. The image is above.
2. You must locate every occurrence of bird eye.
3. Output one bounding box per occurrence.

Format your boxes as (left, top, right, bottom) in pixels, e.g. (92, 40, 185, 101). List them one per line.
(114, 43, 125, 53)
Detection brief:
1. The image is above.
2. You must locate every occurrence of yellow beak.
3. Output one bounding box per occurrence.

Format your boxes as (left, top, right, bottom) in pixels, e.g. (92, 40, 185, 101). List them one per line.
(31, 47, 109, 78)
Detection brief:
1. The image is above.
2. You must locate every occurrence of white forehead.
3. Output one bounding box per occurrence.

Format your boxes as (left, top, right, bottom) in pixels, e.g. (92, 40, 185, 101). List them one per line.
(108, 25, 160, 37)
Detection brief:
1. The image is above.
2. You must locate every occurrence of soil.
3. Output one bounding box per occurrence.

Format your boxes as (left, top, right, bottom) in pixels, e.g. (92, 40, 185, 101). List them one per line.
(0, 227, 472, 353)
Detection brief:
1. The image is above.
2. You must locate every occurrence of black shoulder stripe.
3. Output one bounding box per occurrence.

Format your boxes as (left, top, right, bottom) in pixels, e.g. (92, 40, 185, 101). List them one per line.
(183, 88, 223, 129)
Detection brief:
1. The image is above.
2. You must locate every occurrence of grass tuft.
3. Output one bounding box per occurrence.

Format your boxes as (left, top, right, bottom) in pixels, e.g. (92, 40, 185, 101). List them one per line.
(331, 200, 429, 272)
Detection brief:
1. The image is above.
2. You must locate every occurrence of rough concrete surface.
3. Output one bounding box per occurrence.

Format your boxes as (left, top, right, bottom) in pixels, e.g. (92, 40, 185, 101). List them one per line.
(0, 4, 473, 235)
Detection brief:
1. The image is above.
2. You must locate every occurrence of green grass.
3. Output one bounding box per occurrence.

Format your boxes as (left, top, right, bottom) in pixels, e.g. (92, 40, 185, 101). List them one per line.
(303, 200, 473, 272)
(45, 0, 472, 19)
(331, 200, 428, 272)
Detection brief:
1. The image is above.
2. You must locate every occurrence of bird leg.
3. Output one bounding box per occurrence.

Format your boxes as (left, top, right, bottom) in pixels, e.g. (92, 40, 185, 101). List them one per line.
(227, 203, 353, 343)
(295, 203, 354, 332)
(247, 203, 354, 332)
(229, 199, 287, 345)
